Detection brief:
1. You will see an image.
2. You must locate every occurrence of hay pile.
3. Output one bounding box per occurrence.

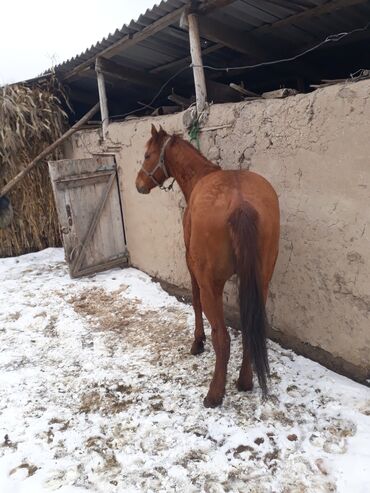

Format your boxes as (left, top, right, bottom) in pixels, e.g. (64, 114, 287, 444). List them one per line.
(0, 77, 69, 257)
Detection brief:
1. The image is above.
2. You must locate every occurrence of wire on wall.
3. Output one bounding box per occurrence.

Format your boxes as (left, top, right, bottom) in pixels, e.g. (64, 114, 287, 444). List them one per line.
(108, 20, 370, 122)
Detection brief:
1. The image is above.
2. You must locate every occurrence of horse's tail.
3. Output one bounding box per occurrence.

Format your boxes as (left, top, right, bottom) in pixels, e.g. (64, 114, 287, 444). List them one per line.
(228, 202, 269, 396)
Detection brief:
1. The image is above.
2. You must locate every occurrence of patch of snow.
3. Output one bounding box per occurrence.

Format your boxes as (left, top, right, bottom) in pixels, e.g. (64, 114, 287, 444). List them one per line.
(0, 248, 369, 492)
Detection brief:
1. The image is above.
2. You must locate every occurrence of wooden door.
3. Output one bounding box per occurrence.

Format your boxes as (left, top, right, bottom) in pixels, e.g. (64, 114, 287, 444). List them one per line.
(48, 155, 128, 278)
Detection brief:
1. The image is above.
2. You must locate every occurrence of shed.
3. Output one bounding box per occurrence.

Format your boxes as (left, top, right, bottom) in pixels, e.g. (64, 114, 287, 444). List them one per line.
(2, 0, 370, 385)
(53, 0, 370, 123)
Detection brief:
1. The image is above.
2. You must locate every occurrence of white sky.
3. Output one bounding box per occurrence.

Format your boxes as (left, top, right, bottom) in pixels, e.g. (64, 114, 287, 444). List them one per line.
(0, 0, 158, 84)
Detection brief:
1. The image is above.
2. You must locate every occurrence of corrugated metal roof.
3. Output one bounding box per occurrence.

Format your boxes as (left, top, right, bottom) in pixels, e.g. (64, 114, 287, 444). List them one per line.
(55, 0, 188, 75)
(50, 0, 370, 117)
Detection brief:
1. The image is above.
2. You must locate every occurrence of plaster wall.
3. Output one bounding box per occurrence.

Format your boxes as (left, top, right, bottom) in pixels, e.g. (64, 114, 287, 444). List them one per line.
(65, 79, 370, 382)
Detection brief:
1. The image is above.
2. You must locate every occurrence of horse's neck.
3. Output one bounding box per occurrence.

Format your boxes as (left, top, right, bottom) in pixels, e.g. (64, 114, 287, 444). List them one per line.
(167, 139, 219, 202)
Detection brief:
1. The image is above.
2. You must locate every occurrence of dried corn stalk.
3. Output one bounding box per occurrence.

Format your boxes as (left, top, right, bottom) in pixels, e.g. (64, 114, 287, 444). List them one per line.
(0, 76, 70, 257)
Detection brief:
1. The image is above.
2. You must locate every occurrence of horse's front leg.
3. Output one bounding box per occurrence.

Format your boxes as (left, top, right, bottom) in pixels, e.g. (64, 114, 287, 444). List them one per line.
(184, 212, 205, 355)
(200, 283, 230, 408)
(186, 249, 205, 354)
(189, 272, 206, 355)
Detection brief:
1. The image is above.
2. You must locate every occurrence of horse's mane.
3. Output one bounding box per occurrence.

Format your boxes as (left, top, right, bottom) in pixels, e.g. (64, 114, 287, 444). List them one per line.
(170, 134, 220, 169)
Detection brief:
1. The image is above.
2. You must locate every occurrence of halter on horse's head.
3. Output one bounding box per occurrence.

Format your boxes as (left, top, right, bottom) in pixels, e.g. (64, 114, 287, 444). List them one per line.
(136, 125, 173, 194)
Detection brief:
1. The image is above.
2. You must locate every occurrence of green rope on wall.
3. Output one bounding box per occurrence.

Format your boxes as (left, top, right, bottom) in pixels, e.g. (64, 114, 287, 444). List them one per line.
(188, 118, 201, 151)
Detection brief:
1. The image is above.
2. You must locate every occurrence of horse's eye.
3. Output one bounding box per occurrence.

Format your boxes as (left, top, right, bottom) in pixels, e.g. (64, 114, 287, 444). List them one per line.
(145, 153, 150, 160)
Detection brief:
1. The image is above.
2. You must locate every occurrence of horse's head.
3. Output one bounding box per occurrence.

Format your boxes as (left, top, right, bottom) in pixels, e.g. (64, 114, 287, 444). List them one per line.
(136, 124, 171, 194)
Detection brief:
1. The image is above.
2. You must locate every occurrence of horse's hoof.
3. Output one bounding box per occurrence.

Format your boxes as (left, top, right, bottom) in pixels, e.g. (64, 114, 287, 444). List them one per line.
(203, 394, 223, 408)
(190, 340, 204, 355)
(236, 378, 253, 392)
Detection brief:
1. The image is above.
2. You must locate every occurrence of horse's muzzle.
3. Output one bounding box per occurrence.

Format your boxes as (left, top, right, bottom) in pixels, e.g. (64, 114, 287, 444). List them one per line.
(136, 184, 150, 194)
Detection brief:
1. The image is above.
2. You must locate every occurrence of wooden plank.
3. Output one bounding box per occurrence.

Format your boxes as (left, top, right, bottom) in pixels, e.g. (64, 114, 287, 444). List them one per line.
(206, 79, 242, 103)
(49, 158, 101, 266)
(95, 58, 109, 140)
(62, 7, 185, 80)
(55, 170, 114, 190)
(262, 88, 298, 98)
(49, 156, 127, 276)
(71, 172, 116, 276)
(188, 13, 208, 115)
(71, 254, 128, 279)
(97, 173, 126, 267)
(56, 174, 109, 190)
(48, 164, 75, 262)
(0, 102, 99, 199)
(91, 173, 127, 272)
(72, 159, 101, 269)
(229, 83, 259, 97)
(91, 160, 117, 268)
(96, 57, 163, 88)
(50, 156, 116, 180)
(168, 92, 194, 107)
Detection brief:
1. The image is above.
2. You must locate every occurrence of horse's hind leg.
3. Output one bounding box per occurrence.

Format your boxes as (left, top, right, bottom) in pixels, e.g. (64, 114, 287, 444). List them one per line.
(237, 335, 253, 391)
(200, 282, 230, 408)
(190, 272, 205, 355)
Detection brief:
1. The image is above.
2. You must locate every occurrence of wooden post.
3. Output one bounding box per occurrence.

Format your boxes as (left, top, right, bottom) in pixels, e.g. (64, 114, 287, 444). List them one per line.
(95, 58, 109, 139)
(188, 13, 207, 116)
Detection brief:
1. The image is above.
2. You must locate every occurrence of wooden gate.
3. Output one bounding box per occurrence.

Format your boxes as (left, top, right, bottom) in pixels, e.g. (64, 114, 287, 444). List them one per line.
(48, 155, 128, 278)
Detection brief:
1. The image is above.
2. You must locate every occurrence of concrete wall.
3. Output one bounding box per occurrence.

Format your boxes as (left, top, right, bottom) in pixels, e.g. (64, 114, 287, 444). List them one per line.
(64, 79, 370, 383)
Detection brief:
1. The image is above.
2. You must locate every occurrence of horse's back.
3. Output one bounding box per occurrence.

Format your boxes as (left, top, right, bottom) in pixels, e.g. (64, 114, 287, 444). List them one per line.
(186, 169, 279, 282)
(189, 169, 279, 225)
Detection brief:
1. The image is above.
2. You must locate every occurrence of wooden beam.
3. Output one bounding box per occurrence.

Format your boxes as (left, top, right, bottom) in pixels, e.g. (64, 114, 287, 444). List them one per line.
(152, 0, 366, 78)
(229, 83, 259, 97)
(188, 13, 208, 115)
(96, 57, 163, 88)
(254, 0, 308, 11)
(95, 58, 109, 140)
(68, 88, 97, 105)
(0, 103, 100, 199)
(168, 92, 194, 107)
(184, 15, 319, 80)
(256, 0, 368, 33)
(198, 0, 236, 15)
(198, 15, 271, 59)
(206, 79, 242, 103)
(151, 43, 221, 74)
(63, 7, 184, 80)
(180, 14, 318, 79)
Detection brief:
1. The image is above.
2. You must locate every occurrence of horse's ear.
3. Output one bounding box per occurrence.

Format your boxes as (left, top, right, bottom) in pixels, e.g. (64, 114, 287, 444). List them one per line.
(158, 125, 166, 135)
(151, 124, 158, 138)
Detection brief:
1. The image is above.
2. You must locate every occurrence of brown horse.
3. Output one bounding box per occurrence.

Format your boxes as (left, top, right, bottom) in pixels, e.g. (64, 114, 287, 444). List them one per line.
(136, 125, 280, 408)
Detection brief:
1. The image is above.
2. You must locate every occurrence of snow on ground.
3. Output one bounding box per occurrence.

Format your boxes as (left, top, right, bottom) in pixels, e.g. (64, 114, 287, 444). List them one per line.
(0, 248, 369, 493)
